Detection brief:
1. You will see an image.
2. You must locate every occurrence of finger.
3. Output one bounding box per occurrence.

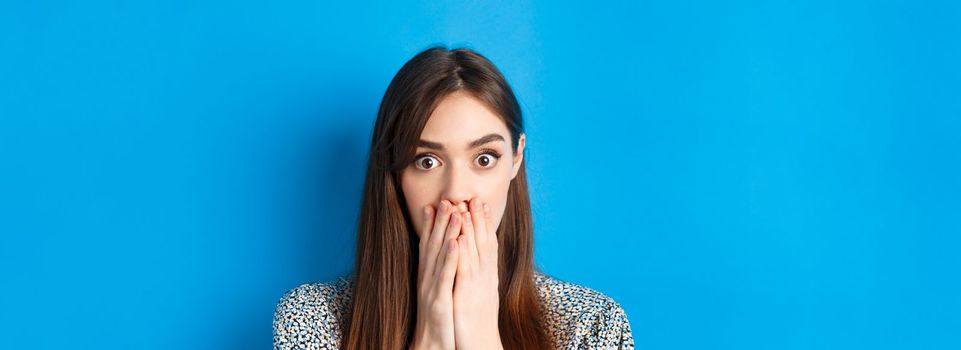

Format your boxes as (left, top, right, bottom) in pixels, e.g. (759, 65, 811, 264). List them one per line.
(433, 210, 461, 279)
(483, 203, 496, 242)
(417, 205, 435, 281)
(460, 205, 479, 269)
(437, 239, 458, 295)
(418, 205, 435, 252)
(457, 234, 472, 276)
(443, 208, 462, 241)
(481, 203, 499, 278)
(469, 198, 488, 248)
(426, 201, 452, 279)
(483, 203, 498, 262)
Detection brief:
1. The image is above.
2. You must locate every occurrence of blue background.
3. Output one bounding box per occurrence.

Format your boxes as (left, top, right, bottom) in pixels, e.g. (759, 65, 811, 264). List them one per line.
(2, 1, 959, 349)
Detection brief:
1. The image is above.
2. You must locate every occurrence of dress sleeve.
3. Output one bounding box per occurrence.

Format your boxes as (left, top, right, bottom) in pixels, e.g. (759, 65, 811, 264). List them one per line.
(598, 300, 636, 350)
(272, 284, 335, 350)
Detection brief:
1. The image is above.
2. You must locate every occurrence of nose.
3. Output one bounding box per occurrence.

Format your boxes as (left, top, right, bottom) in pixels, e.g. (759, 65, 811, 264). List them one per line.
(441, 163, 475, 213)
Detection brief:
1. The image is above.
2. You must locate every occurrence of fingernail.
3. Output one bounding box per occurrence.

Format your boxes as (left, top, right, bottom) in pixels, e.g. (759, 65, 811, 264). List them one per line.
(465, 213, 472, 225)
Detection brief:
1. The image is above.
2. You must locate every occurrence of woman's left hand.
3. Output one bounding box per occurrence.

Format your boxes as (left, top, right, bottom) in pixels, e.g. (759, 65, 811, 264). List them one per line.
(452, 197, 503, 350)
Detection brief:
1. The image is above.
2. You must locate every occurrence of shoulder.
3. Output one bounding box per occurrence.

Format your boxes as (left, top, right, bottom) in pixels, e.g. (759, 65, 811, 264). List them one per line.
(272, 276, 353, 350)
(534, 271, 635, 349)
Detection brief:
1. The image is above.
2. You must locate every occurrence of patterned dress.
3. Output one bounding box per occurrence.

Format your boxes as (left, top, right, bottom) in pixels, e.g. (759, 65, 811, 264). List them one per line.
(273, 271, 635, 349)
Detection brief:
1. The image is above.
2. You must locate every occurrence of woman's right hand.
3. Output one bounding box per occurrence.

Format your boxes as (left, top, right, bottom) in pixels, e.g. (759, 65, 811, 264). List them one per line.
(412, 200, 462, 350)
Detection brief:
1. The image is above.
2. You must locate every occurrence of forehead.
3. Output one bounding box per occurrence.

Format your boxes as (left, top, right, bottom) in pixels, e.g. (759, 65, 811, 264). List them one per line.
(419, 91, 509, 146)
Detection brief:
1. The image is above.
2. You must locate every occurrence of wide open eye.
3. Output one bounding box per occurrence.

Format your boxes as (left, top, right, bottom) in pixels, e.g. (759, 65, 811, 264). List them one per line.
(474, 150, 502, 168)
(413, 154, 441, 170)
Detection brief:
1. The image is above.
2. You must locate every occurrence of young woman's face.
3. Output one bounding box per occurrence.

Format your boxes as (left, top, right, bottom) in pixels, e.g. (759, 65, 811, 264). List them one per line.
(401, 91, 526, 237)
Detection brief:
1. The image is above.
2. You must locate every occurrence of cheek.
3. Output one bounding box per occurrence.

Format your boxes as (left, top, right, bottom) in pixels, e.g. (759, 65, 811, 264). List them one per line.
(485, 175, 514, 233)
(401, 172, 435, 236)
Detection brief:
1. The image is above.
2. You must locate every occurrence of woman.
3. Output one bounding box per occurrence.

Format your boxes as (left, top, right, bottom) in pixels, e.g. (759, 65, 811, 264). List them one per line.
(273, 47, 634, 350)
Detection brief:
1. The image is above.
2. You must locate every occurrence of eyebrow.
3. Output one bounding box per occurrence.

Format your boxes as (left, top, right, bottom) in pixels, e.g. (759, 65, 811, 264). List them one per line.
(418, 133, 505, 151)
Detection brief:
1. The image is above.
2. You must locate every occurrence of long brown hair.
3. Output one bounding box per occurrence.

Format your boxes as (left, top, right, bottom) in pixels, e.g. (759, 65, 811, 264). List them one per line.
(343, 46, 550, 349)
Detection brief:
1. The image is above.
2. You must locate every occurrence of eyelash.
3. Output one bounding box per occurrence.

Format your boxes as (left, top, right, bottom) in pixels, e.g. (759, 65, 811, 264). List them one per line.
(413, 148, 503, 170)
